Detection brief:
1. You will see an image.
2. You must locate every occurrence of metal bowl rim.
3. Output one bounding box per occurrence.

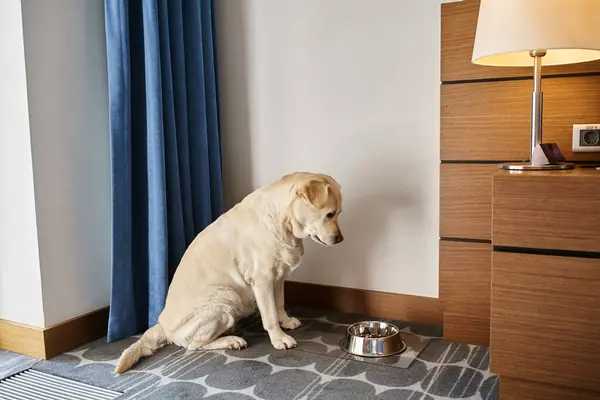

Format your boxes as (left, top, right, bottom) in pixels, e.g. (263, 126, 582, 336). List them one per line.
(346, 320, 400, 339)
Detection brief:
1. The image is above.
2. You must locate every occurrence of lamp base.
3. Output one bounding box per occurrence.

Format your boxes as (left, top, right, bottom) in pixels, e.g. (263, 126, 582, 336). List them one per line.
(499, 162, 574, 171)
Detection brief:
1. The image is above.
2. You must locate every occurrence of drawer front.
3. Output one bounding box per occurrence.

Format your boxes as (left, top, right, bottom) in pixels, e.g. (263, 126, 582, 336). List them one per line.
(493, 173, 600, 252)
(491, 252, 600, 391)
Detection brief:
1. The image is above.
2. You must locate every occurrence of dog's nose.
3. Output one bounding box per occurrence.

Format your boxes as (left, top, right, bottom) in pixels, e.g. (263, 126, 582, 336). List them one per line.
(335, 233, 344, 244)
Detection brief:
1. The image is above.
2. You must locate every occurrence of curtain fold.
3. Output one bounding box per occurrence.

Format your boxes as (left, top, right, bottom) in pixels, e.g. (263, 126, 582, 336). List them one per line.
(104, 0, 223, 342)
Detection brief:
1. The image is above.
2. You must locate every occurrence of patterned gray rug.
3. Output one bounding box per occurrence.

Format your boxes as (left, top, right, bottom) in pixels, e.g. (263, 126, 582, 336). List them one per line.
(2, 307, 498, 399)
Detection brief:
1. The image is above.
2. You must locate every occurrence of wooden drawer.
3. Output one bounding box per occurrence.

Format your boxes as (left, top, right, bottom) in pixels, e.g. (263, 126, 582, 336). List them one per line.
(440, 163, 496, 240)
(493, 170, 600, 253)
(491, 252, 600, 392)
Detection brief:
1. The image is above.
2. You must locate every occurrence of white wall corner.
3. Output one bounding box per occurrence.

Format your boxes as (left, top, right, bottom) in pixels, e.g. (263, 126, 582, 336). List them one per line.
(20, 0, 111, 327)
(0, 0, 45, 327)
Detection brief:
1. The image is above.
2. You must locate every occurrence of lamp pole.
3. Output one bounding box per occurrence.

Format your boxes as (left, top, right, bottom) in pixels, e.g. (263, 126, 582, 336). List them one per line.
(530, 49, 546, 163)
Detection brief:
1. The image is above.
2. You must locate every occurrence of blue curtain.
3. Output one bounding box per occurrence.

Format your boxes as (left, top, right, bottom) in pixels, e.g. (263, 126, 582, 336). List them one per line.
(104, 0, 223, 342)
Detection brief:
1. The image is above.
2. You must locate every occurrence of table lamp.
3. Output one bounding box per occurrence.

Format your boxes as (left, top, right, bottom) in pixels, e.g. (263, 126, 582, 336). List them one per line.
(472, 0, 600, 170)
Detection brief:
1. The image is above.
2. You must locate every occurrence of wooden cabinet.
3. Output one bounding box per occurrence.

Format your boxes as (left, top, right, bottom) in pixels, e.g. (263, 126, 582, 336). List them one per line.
(491, 169, 600, 398)
(440, 0, 600, 347)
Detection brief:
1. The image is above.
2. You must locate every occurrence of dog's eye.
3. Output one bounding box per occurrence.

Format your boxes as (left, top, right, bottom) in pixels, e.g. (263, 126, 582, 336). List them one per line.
(326, 212, 336, 219)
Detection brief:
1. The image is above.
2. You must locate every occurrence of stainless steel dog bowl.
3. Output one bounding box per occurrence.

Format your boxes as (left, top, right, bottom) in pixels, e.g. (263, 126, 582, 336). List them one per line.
(340, 321, 407, 357)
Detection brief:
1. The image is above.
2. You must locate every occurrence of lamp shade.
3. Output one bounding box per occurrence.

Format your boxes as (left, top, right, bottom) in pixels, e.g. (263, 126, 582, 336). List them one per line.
(472, 0, 600, 67)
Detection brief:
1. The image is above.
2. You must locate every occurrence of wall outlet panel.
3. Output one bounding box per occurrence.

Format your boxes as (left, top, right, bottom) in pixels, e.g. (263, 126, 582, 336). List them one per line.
(572, 124, 600, 153)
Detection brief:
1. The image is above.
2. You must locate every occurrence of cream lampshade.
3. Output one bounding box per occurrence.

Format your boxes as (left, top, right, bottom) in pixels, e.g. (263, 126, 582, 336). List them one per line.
(472, 0, 600, 170)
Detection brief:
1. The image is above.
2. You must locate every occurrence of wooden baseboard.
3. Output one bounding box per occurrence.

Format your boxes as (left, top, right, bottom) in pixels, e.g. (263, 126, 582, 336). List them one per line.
(2, 284, 441, 359)
(0, 307, 109, 360)
(0, 319, 45, 359)
(43, 307, 109, 359)
(285, 281, 442, 325)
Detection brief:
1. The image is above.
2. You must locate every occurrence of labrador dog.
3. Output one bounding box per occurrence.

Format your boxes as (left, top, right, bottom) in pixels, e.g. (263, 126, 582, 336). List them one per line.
(114, 172, 343, 373)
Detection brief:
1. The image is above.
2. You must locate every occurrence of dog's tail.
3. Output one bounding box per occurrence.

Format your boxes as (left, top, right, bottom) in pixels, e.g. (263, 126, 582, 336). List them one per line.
(114, 324, 167, 374)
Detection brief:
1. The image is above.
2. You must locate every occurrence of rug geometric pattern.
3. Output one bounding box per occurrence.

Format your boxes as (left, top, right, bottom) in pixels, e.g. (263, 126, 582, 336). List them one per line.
(3, 307, 498, 399)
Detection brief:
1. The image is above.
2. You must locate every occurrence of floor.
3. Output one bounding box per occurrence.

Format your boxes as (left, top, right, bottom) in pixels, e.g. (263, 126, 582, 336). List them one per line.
(1, 307, 498, 399)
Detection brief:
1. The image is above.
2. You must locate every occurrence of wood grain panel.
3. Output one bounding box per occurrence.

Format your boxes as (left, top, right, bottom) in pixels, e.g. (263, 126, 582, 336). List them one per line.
(441, 0, 600, 82)
(285, 281, 442, 325)
(0, 319, 45, 359)
(43, 307, 109, 359)
(441, 80, 530, 160)
(439, 240, 490, 345)
(499, 377, 600, 400)
(0, 307, 108, 360)
(493, 169, 600, 252)
(441, 76, 600, 161)
(443, 312, 489, 347)
(440, 163, 497, 240)
(491, 252, 600, 392)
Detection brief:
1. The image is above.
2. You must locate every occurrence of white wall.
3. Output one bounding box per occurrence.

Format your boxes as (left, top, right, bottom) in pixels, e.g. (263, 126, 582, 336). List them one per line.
(0, 0, 440, 330)
(216, 0, 440, 297)
(21, 0, 111, 326)
(0, 0, 45, 327)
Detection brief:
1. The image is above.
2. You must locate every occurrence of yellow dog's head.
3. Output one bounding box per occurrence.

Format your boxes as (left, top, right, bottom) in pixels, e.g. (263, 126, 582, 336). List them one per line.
(289, 173, 343, 246)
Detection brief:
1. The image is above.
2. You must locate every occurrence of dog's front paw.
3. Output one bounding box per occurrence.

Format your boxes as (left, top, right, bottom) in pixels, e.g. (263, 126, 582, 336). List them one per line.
(225, 336, 248, 350)
(270, 333, 297, 350)
(280, 316, 302, 330)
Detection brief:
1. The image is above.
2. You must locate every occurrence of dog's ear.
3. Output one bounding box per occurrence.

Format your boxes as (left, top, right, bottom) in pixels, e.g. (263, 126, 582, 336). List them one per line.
(297, 179, 329, 209)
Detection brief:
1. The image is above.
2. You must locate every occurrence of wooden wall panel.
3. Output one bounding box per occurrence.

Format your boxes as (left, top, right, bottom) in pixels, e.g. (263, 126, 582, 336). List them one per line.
(443, 312, 490, 348)
(439, 240, 491, 346)
(493, 170, 600, 253)
(441, 80, 530, 161)
(440, 0, 600, 349)
(491, 252, 600, 392)
(441, 0, 600, 82)
(440, 163, 496, 240)
(441, 76, 600, 161)
(542, 77, 600, 161)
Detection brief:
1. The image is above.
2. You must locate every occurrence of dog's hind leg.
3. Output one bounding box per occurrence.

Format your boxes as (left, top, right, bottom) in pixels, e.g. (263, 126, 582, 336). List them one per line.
(186, 311, 247, 351)
(173, 287, 248, 352)
(185, 312, 231, 350)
